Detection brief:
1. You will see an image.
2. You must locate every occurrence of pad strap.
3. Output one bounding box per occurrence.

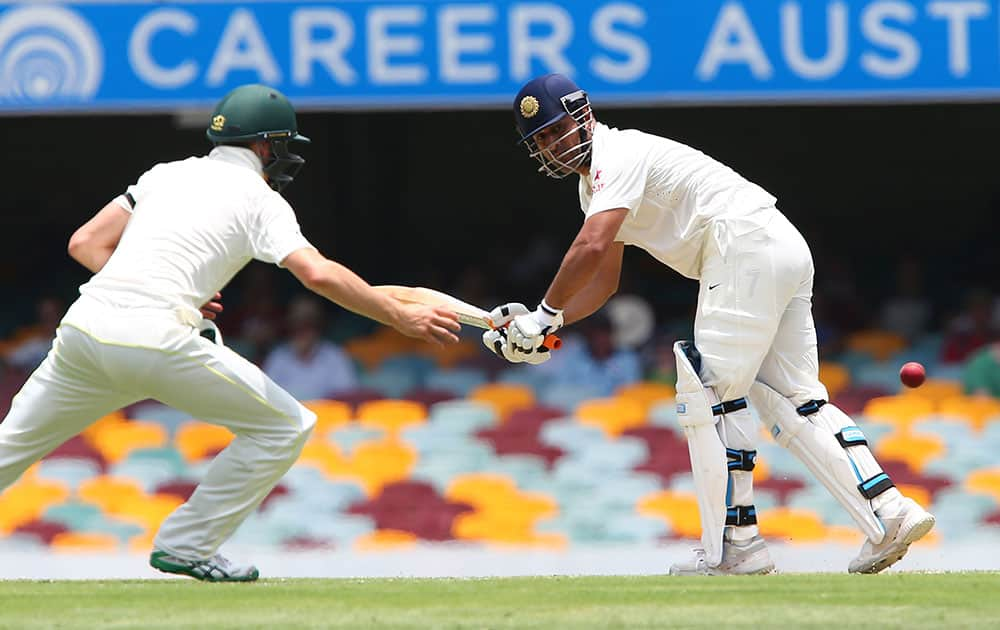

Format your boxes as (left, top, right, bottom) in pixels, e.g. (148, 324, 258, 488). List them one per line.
(726, 448, 757, 471)
(858, 473, 895, 500)
(796, 399, 827, 416)
(711, 397, 748, 416)
(836, 426, 869, 448)
(725, 505, 757, 526)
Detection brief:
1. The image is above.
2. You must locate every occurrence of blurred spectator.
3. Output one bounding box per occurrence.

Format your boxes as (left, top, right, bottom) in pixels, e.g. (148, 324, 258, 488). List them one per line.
(962, 338, 1000, 398)
(224, 264, 285, 364)
(879, 256, 932, 341)
(535, 310, 641, 396)
(3, 297, 64, 371)
(941, 288, 997, 364)
(814, 255, 868, 336)
(263, 296, 357, 400)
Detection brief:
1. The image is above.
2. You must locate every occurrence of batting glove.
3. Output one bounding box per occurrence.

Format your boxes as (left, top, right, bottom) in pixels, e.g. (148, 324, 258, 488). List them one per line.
(487, 302, 530, 328)
(482, 329, 551, 365)
(508, 300, 564, 353)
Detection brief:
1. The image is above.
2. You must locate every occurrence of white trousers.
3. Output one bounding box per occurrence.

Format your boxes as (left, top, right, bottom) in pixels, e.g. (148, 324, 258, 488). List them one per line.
(0, 300, 315, 560)
(695, 209, 828, 405)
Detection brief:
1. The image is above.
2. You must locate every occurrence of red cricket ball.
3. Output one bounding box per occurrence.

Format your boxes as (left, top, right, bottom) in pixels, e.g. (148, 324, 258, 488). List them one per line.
(899, 361, 926, 388)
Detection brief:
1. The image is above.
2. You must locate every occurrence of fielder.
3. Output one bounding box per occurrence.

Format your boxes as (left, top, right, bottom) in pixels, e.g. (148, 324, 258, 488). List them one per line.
(484, 73, 935, 575)
(0, 84, 460, 581)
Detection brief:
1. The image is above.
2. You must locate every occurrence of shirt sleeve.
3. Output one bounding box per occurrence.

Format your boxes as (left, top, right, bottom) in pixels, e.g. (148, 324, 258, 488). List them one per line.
(584, 146, 647, 219)
(250, 193, 315, 266)
(112, 164, 160, 214)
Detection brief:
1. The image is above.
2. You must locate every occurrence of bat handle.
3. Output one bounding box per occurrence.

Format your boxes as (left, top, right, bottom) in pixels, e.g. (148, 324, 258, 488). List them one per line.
(542, 334, 562, 350)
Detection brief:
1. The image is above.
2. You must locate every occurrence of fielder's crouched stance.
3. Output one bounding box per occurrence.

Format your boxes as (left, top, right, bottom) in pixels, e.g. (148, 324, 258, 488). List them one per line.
(0, 85, 459, 581)
(485, 73, 934, 575)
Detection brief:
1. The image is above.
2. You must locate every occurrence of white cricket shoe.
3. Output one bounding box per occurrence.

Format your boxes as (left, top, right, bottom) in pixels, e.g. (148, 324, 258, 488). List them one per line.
(150, 550, 259, 582)
(669, 534, 775, 576)
(848, 498, 936, 574)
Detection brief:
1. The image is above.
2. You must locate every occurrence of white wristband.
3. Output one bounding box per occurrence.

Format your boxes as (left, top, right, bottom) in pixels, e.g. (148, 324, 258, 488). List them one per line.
(536, 299, 563, 327)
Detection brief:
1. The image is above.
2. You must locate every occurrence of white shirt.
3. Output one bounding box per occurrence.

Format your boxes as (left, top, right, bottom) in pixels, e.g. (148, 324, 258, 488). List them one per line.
(579, 123, 777, 279)
(73, 146, 313, 322)
(263, 341, 358, 401)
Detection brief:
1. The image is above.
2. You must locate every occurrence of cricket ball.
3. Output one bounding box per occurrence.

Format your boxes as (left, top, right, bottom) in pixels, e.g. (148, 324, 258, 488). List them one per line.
(899, 362, 926, 388)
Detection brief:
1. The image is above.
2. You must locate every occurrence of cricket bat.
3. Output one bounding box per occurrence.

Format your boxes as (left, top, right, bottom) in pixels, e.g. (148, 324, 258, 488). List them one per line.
(374, 285, 562, 350)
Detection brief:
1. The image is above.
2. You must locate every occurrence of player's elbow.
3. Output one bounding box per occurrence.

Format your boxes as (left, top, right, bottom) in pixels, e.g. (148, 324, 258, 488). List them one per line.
(296, 261, 329, 292)
(67, 229, 91, 263)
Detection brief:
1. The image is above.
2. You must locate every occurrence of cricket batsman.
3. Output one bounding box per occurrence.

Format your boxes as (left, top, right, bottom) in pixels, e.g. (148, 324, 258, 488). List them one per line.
(484, 73, 934, 575)
(0, 84, 460, 581)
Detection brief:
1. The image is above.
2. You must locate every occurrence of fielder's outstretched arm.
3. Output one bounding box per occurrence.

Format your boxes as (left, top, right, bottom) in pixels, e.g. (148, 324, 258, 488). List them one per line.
(67, 201, 131, 273)
(282, 247, 460, 346)
(543, 207, 628, 318)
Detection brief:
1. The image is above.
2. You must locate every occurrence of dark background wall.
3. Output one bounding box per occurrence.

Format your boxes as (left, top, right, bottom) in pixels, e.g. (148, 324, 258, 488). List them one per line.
(3, 102, 997, 333)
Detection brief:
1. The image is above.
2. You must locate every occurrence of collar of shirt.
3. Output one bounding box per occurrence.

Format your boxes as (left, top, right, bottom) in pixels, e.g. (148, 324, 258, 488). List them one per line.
(208, 145, 263, 174)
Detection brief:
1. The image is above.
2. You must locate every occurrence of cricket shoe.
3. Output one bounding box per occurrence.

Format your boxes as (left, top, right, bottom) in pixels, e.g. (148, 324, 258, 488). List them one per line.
(150, 550, 259, 582)
(848, 498, 935, 574)
(669, 534, 775, 576)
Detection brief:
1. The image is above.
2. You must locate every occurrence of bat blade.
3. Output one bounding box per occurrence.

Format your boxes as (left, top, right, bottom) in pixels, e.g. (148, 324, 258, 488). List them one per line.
(373, 285, 562, 350)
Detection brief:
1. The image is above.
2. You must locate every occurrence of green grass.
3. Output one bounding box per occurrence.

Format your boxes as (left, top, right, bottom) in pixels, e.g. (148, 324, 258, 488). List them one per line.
(1, 574, 998, 629)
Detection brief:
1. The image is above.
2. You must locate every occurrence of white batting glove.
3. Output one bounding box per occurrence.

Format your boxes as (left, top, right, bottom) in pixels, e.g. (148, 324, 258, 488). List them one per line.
(482, 329, 551, 365)
(508, 300, 564, 353)
(487, 302, 530, 328)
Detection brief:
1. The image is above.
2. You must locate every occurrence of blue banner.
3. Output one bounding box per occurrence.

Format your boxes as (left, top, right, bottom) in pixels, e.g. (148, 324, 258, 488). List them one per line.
(2, 0, 999, 113)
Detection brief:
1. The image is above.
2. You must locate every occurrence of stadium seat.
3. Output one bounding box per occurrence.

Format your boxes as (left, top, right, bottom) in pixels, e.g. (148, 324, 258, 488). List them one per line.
(356, 399, 428, 433)
(353, 529, 419, 550)
(448, 473, 561, 547)
(49, 531, 120, 552)
(0, 476, 71, 534)
(469, 383, 536, 420)
(538, 382, 599, 415)
(423, 367, 488, 397)
(757, 507, 828, 542)
(846, 330, 907, 361)
(80, 410, 128, 447)
(302, 399, 353, 436)
(938, 395, 1000, 431)
(89, 420, 169, 464)
(636, 490, 702, 539)
(107, 493, 185, 532)
(296, 440, 349, 478)
(966, 468, 1000, 504)
(13, 519, 69, 545)
(818, 362, 851, 399)
(403, 388, 458, 408)
(417, 339, 480, 368)
(616, 381, 676, 413)
(35, 458, 101, 490)
(623, 426, 691, 485)
(862, 394, 935, 429)
(77, 476, 145, 515)
(426, 399, 498, 433)
(348, 480, 472, 541)
(904, 378, 963, 404)
(45, 435, 107, 473)
(359, 366, 420, 399)
(174, 421, 234, 462)
(575, 397, 647, 437)
(874, 430, 946, 473)
(346, 439, 418, 496)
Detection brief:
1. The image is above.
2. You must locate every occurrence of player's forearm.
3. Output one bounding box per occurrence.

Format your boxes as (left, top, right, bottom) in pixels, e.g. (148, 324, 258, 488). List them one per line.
(67, 241, 115, 274)
(302, 258, 403, 328)
(543, 240, 608, 311)
(561, 278, 615, 325)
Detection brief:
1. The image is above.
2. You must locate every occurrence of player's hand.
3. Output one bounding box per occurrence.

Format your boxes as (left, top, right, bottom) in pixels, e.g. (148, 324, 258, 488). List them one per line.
(397, 304, 461, 346)
(482, 329, 551, 365)
(200, 292, 223, 320)
(508, 304, 564, 353)
(487, 302, 530, 328)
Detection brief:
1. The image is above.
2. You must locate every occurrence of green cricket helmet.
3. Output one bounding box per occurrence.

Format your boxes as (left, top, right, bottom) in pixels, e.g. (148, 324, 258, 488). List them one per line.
(206, 84, 310, 192)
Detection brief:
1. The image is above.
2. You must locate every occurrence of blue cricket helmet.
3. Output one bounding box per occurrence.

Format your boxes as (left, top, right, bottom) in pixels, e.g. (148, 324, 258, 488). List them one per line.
(514, 73, 589, 144)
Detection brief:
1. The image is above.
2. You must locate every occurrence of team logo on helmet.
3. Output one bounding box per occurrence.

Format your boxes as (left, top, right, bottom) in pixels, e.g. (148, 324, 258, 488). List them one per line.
(0, 6, 103, 103)
(211, 114, 226, 131)
(519, 95, 539, 118)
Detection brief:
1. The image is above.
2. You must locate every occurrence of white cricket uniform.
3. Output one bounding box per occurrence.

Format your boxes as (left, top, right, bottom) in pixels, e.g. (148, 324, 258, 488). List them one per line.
(0, 146, 317, 561)
(579, 122, 828, 405)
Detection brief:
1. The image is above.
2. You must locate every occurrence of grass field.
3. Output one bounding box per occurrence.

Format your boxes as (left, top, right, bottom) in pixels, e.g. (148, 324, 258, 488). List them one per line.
(1, 573, 998, 629)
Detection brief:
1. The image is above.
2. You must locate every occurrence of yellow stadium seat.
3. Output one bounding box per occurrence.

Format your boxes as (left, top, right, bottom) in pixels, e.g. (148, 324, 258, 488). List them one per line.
(356, 399, 428, 433)
(818, 362, 851, 399)
(757, 507, 827, 542)
(344, 439, 418, 495)
(108, 494, 184, 532)
(874, 431, 946, 473)
(0, 477, 71, 534)
(353, 529, 418, 551)
(78, 476, 145, 514)
(575, 397, 647, 437)
(862, 395, 935, 430)
(845, 330, 907, 361)
(418, 339, 480, 368)
(938, 395, 1000, 431)
(469, 383, 536, 420)
(89, 420, 168, 464)
(296, 440, 349, 478)
(905, 379, 963, 404)
(446, 473, 519, 508)
(80, 410, 128, 447)
(636, 491, 701, 539)
(616, 381, 676, 413)
(753, 457, 771, 482)
(895, 483, 931, 509)
(174, 421, 234, 462)
(344, 328, 418, 369)
(451, 512, 565, 548)
(966, 468, 1000, 503)
(302, 399, 354, 436)
(446, 473, 559, 545)
(50, 532, 119, 553)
